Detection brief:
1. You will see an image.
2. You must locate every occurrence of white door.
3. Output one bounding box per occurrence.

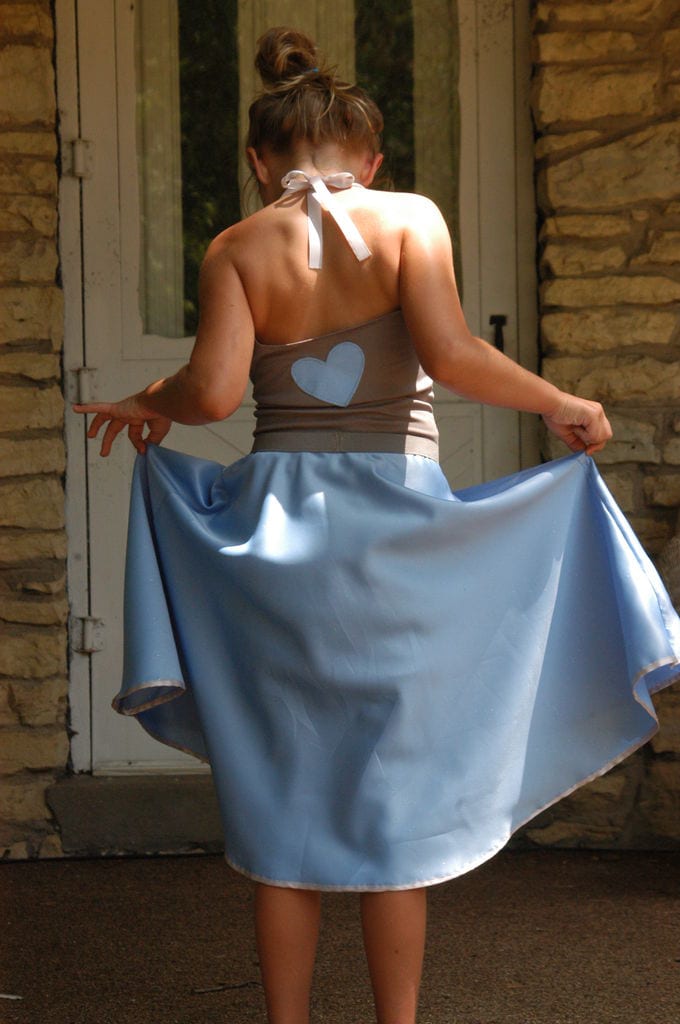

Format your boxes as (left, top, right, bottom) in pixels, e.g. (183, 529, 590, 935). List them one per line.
(59, 0, 536, 774)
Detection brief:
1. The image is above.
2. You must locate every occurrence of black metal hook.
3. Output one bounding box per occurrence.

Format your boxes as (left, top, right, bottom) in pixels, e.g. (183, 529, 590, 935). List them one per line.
(489, 314, 507, 353)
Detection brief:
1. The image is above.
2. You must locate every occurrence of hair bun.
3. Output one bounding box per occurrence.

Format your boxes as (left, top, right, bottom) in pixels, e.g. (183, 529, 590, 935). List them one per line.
(255, 26, 327, 88)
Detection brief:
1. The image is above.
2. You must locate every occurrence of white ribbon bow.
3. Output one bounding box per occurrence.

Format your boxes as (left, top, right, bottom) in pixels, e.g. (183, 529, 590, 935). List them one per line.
(280, 169, 372, 269)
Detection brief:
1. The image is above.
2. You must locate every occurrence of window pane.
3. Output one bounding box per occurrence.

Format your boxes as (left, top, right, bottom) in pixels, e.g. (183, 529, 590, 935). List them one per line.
(178, 0, 240, 334)
(135, 0, 239, 338)
(355, 0, 414, 191)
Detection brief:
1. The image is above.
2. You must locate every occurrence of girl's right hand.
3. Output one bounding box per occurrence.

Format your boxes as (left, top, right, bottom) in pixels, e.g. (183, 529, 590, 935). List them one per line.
(542, 394, 612, 456)
(73, 394, 172, 457)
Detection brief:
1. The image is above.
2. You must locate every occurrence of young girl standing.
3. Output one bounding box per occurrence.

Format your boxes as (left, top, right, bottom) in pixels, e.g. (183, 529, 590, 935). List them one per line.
(74, 27, 680, 1024)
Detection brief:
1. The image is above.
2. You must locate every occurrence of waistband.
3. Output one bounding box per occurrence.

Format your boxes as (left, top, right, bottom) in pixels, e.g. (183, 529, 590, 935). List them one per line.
(251, 429, 439, 460)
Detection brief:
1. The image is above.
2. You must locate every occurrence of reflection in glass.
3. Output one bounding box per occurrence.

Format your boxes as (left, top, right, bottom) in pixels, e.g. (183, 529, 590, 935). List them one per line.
(355, 0, 414, 191)
(135, 0, 238, 337)
(178, 0, 239, 334)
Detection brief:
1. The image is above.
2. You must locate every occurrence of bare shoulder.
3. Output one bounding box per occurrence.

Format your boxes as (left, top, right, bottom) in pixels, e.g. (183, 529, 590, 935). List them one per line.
(199, 210, 270, 285)
(203, 211, 259, 262)
(359, 189, 448, 234)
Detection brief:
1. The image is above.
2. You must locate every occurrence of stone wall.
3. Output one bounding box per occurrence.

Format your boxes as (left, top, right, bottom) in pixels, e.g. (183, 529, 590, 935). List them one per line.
(0, 1, 68, 858)
(525, 0, 680, 848)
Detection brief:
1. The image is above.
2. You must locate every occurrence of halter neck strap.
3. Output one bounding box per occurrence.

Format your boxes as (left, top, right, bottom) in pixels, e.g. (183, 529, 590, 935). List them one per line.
(280, 169, 372, 270)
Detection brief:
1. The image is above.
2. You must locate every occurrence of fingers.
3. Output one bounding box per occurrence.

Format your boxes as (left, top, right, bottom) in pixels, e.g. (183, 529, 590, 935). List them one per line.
(86, 412, 112, 439)
(145, 419, 171, 446)
(99, 418, 127, 457)
(127, 422, 147, 455)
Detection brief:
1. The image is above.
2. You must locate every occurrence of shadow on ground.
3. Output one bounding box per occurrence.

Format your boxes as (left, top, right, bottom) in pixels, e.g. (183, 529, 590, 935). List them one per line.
(2, 849, 679, 1023)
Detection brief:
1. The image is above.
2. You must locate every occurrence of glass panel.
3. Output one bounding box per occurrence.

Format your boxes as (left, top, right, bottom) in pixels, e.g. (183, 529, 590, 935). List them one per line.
(355, 0, 414, 191)
(178, 0, 240, 334)
(135, 0, 239, 338)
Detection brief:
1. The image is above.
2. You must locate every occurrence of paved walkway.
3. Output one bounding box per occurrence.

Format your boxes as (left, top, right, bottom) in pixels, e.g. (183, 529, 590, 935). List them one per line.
(2, 849, 679, 1023)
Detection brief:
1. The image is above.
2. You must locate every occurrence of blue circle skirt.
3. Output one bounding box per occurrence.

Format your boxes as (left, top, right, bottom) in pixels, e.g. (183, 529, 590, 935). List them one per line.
(113, 446, 680, 889)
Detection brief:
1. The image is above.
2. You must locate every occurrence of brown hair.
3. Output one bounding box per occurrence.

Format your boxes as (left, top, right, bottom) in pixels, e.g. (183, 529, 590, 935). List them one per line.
(247, 27, 383, 156)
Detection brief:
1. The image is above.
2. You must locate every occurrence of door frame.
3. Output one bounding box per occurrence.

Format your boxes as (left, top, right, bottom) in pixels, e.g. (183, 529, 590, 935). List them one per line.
(57, 0, 538, 774)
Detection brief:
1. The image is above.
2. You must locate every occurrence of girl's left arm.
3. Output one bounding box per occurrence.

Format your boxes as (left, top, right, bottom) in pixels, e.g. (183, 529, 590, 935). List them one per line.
(73, 237, 255, 456)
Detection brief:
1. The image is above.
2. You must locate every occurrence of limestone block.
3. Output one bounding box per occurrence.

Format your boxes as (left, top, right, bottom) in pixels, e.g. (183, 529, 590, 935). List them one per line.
(533, 66, 658, 128)
(0, 631, 66, 679)
(663, 438, 680, 465)
(0, 774, 51, 821)
(643, 474, 680, 507)
(0, 839, 28, 858)
(0, 438, 65, 475)
(0, 46, 55, 128)
(0, 727, 69, 775)
(596, 414, 660, 465)
(0, 530, 67, 564)
(666, 83, 680, 108)
(0, 237, 58, 283)
(631, 232, 680, 267)
(0, 4, 53, 43)
(535, 0, 668, 28)
(523, 763, 637, 846)
(38, 832, 63, 858)
(0, 594, 68, 626)
(542, 275, 680, 307)
(541, 309, 677, 353)
(0, 436, 65, 475)
(0, 154, 57, 194)
(540, 242, 627, 276)
(0, 351, 60, 380)
(0, 286, 63, 348)
(0, 131, 56, 157)
(0, 195, 57, 235)
(657, 533, 680, 607)
(0, 385, 63, 430)
(535, 130, 601, 158)
(19, 572, 65, 596)
(0, 477, 65, 529)
(629, 515, 674, 553)
(540, 213, 634, 239)
(9, 677, 68, 727)
(534, 31, 637, 64)
(635, 761, 680, 841)
(664, 28, 680, 61)
(0, 681, 17, 725)
(650, 685, 680, 754)
(542, 122, 680, 210)
(600, 469, 635, 512)
(543, 355, 680, 402)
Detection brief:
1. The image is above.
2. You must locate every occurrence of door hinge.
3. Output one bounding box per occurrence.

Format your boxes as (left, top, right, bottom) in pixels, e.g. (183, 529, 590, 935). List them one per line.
(65, 138, 93, 179)
(71, 366, 97, 403)
(71, 615, 105, 654)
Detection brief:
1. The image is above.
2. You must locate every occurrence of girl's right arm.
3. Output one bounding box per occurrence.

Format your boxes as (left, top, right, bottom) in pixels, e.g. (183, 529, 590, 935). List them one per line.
(74, 235, 256, 456)
(398, 196, 612, 454)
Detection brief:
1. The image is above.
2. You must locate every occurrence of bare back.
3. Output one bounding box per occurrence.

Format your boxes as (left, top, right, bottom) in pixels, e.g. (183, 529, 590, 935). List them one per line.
(220, 186, 419, 345)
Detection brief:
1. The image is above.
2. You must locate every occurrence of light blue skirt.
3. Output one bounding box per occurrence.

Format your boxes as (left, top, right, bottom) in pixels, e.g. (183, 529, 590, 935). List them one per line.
(114, 445, 680, 889)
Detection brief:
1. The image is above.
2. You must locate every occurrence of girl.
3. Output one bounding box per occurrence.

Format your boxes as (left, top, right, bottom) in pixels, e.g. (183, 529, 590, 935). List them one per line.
(74, 27, 679, 1024)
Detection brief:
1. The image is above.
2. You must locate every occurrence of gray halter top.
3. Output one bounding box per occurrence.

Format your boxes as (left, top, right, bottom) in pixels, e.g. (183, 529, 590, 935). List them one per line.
(250, 310, 439, 460)
(249, 171, 439, 460)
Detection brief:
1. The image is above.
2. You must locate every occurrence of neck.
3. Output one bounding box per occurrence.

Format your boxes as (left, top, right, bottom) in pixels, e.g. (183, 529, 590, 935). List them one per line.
(249, 141, 381, 206)
(285, 142, 360, 178)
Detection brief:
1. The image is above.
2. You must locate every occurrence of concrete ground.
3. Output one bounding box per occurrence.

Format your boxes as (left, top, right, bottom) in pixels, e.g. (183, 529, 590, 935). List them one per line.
(1, 849, 679, 1024)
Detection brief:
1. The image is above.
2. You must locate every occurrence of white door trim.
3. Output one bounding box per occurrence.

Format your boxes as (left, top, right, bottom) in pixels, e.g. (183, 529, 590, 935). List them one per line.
(56, 0, 92, 773)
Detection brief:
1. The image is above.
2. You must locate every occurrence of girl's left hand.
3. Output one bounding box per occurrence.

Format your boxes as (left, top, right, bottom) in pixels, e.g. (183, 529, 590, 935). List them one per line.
(72, 395, 172, 457)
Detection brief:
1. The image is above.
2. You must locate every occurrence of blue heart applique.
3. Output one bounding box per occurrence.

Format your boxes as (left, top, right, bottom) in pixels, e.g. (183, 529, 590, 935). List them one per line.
(291, 341, 365, 407)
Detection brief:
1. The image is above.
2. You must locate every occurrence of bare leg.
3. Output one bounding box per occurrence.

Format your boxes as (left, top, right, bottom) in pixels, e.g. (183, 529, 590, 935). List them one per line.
(360, 888, 427, 1024)
(254, 882, 322, 1024)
